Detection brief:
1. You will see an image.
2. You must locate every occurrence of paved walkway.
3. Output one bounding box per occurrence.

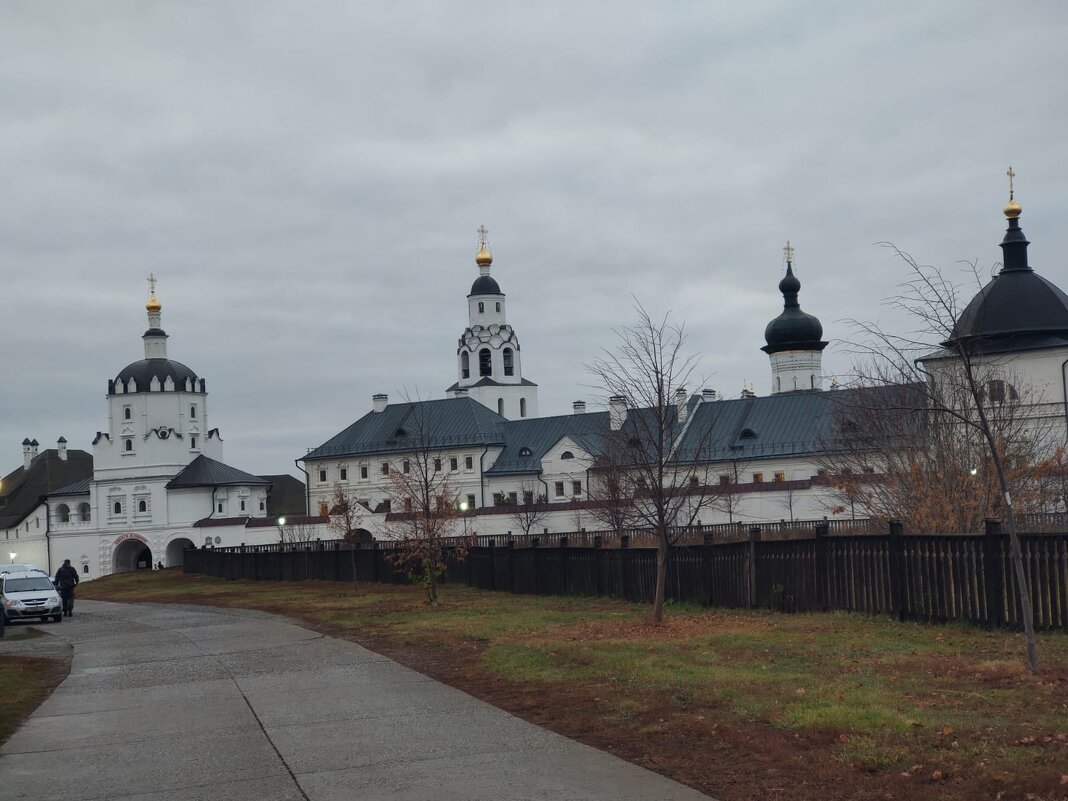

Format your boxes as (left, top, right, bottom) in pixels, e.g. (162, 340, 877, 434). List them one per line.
(0, 601, 713, 800)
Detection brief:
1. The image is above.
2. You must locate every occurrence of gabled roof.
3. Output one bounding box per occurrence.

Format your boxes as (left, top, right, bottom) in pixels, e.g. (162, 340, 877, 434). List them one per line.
(166, 455, 271, 489)
(260, 474, 307, 518)
(445, 377, 538, 391)
(303, 397, 506, 461)
(0, 449, 93, 530)
(485, 412, 610, 475)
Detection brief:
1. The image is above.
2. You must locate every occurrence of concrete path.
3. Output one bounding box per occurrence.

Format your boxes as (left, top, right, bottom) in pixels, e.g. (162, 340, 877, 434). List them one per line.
(0, 601, 713, 801)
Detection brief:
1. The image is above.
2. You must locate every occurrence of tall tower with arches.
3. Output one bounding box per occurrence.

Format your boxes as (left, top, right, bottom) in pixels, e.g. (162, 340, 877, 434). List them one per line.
(446, 227, 538, 419)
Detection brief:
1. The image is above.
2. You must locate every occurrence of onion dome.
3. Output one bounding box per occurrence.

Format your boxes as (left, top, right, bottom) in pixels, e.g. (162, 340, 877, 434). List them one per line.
(946, 185, 1068, 351)
(146, 291, 161, 313)
(469, 274, 502, 295)
(469, 224, 503, 296)
(476, 243, 493, 267)
(111, 359, 201, 394)
(761, 251, 827, 355)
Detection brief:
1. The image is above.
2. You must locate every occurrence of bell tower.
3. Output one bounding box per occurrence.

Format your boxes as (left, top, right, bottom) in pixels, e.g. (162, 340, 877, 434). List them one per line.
(446, 227, 538, 419)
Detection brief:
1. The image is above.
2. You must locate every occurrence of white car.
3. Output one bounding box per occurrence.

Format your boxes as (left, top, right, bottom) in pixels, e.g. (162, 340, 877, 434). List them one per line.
(1, 571, 63, 624)
(0, 564, 47, 577)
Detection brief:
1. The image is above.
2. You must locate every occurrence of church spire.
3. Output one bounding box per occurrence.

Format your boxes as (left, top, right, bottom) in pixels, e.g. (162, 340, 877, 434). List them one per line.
(143, 274, 168, 358)
(1000, 166, 1031, 273)
(762, 242, 827, 393)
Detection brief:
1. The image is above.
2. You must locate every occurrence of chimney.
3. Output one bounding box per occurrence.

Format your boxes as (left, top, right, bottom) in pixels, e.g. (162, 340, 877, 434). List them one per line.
(701, 388, 717, 402)
(609, 396, 627, 431)
(675, 388, 689, 424)
(57, 437, 68, 461)
(572, 400, 586, 415)
(372, 393, 388, 413)
(22, 438, 32, 469)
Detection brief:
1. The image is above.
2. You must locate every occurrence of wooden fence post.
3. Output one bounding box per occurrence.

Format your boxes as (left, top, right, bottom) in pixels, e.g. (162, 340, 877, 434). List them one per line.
(506, 539, 515, 593)
(983, 518, 1004, 628)
(559, 536, 569, 596)
(531, 535, 540, 594)
(487, 540, 496, 591)
(593, 536, 604, 596)
(748, 526, 761, 609)
(703, 532, 714, 606)
(815, 522, 830, 611)
(888, 520, 907, 622)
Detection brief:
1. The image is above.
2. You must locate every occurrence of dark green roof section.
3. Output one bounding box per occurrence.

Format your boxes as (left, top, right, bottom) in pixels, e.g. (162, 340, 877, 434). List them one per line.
(50, 478, 91, 496)
(166, 455, 271, 489)
(303, 397, 506, 461)
(485, 412, 610, 475)
(261, 474, 307, 518)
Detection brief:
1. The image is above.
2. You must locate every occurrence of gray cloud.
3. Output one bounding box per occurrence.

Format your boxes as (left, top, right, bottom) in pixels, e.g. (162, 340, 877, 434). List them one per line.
(2, 1, 1066, 476)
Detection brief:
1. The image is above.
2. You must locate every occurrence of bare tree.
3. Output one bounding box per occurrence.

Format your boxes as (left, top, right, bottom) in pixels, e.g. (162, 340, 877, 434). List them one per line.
(840, 243, 1061, 673)
(509, 480, 549, 538)
(382, 397, 470, 604)
(277, 517, 317, 544)
(587, 303, 723, 624)
(328, 482, 364, 593)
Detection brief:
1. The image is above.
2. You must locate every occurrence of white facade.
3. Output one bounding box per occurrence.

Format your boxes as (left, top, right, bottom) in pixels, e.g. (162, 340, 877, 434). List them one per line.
(769, 350, 823, 394)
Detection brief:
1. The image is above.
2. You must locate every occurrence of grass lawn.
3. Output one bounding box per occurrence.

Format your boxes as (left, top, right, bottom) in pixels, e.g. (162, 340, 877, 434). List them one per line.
(0, 628, 69, 746)
(83, 570, 1068, 801)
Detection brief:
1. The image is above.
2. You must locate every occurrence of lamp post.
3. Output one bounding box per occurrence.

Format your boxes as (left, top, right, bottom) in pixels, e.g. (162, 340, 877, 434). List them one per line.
(277, 516, 286, 544)
(9, 552, 15, 564)
(458, 501, 469, 538)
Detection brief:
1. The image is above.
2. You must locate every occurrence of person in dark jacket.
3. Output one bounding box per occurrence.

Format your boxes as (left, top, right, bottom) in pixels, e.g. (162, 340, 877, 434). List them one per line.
(55, 560, 79, 617)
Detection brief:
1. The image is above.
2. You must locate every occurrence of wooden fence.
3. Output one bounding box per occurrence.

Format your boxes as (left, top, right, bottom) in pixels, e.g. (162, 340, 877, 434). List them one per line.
(183, 520, 1068, 632)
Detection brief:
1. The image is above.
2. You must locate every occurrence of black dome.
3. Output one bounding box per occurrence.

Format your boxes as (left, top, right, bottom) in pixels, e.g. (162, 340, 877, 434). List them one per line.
(947, 214, 1068, 349)
(112, 359, 201, 394)
(469, 275, 502, 296)
(761, 264, 827, 354)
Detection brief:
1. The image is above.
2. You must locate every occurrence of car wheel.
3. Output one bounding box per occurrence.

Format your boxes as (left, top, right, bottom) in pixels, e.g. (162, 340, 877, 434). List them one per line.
(53, 614, 63, 623)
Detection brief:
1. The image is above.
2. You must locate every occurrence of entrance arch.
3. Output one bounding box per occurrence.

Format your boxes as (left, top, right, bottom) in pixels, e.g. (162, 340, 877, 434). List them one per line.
(113, 536, 152, 573)
(166, 537, 195, 567)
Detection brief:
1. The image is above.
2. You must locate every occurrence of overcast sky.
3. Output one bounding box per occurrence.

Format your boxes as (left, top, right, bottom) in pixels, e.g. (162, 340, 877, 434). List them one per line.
(2, 1, 1066, 478)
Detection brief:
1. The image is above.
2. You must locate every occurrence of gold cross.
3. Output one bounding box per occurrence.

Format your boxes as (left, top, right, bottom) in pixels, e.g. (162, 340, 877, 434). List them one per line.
(1007, 166, 1015, 199)
(147, 273, 157, 295)
(477, 225, 489, 250)
(783, 241, 794, 265)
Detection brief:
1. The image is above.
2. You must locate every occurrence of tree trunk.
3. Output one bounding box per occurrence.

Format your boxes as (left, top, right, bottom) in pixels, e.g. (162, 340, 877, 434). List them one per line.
(1003, 499, 1040, 674)
(651, 533, 669, 625)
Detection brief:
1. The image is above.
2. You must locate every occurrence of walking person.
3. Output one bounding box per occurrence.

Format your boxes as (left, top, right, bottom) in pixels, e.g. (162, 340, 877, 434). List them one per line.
(55, 559, 79, 618)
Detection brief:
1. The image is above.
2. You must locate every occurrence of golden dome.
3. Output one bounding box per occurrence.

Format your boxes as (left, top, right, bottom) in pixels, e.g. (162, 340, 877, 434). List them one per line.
(146, 292, 161, 313)
(1003, 198, 1022, 219)
(475, 244, 493, 267)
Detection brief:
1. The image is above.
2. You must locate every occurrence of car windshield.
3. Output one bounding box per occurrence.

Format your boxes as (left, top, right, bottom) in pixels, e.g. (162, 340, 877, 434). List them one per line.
(4, 577, 55, 592)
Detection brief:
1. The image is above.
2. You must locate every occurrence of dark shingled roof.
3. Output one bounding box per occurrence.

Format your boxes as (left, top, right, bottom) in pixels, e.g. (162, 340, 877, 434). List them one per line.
(486, 412, 611, 475)
(260, 474, 308, 518)
(1, 449, 93, 530)
(50, 478, 91, 496)
(166, 455, 270, 489)
(304, 397, 506, 461)
(469, 275, 503, 296)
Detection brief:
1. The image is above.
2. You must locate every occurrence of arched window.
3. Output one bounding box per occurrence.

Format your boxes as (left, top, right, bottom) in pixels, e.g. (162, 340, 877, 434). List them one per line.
(113, 501, 122, 515)
(497, 398, 504, 415)
(461, 352, 470, 379)
(56, 504, 70, 523)
(138, 500, 147, 513)
(518, 447, 532, 457)
(561, 451, 575, 460)
(190, 437, 197, 449)
(479, 348, 492, 377)
(77, 503, 90, 522)
(125, 439, 133, 452)
(740, 428, 757, 440)
(124, 407, 132, 420)
(503, 348, 514, 376)
(520, 397, 527, 417)
(478, 302, 485, 313)
(190, 404, 197, 419)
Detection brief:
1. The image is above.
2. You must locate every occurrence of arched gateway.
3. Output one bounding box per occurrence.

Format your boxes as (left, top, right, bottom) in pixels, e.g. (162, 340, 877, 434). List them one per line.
(166, 537, 195, 567)
(113, 534, 152, 573)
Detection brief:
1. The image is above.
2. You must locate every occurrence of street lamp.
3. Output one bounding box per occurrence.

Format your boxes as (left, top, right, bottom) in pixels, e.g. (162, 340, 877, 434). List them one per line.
(9, 552, 15, 563)
(458, 501, 469, 538)
(277, 517, 287, 544)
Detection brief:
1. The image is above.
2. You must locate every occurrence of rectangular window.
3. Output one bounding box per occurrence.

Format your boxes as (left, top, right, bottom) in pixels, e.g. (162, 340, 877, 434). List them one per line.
(259, 500, 265, 511)
(523, 490, 534, 505)
(340, 468, 348, 481)
(380, 462, 389, 475)
(402, 460, 410, 474)
(466, 494, 476, 509)
(360, 465, 368, 479)
(719, 474, 730, 485)
(190, 437, 197, 450)
(465, 456, 473, 470)
(752, 473, 764, 484)
(404, 498, 413, 512)
(555, 481, 565, 497)
(450, 457, 458, 471)
(318, 469, 327, 483)
(240, 500, 246, 511)
(774, 472, 785, 482)
(493, 492, 505, 506)
(434, 458, 442, 472)
(572, 481, 582, 496)
(508, 491, 518, 504)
